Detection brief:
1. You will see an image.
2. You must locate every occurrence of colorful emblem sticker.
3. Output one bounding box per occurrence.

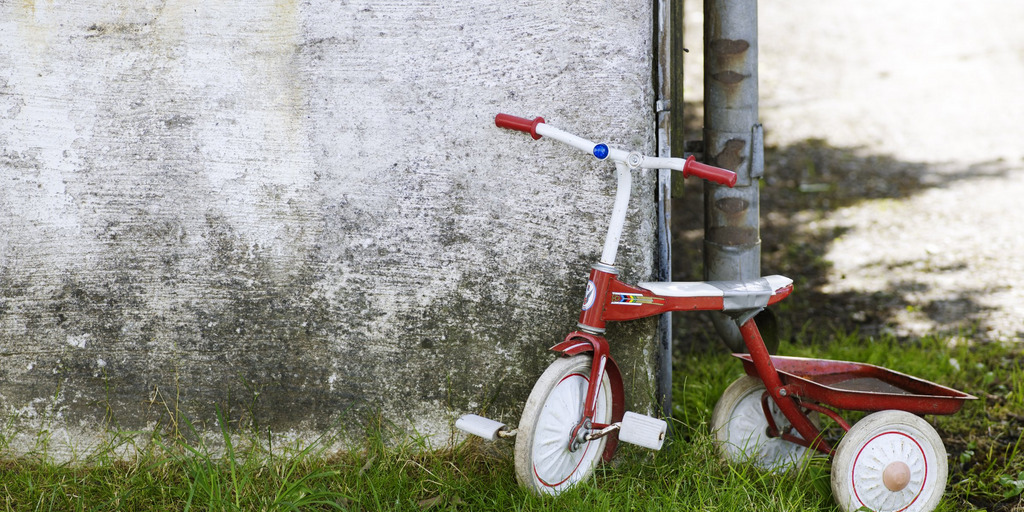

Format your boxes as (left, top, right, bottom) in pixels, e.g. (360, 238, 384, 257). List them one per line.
(611, 293, 660, 306)
(582, 280, 597, 311)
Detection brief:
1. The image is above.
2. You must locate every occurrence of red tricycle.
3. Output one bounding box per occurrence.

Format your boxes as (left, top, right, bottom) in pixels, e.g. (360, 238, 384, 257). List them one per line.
(457, 113, 975, 512)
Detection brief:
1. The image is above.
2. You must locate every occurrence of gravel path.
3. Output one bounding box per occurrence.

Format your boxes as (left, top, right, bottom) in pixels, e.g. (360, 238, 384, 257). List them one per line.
(683, 1, 1024, 343)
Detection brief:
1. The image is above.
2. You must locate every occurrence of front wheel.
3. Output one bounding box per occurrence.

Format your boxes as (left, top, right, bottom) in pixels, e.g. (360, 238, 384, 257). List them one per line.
(831, 410, 948, 512)
(514, 354, 614, 495)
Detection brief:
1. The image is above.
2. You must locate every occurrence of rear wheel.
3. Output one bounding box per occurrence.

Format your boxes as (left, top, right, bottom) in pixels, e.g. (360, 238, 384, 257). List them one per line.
(711, 375, 816, 470)
(514, 355, 613, 495)
(831, 410, 947, 512)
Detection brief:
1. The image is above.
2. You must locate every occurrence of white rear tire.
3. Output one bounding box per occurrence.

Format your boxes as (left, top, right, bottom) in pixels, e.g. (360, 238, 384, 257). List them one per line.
(831, 410, 948, 512)
(711, 375, 816, 470)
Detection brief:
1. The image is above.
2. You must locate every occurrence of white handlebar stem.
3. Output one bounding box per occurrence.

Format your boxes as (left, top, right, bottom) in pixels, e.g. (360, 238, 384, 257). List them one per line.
(531, 122, 684, 266)
(601, 162, 632, 266)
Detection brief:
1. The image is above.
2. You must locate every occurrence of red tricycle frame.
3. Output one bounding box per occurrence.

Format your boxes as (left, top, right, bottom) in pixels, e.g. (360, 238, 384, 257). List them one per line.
(457, 114, 976, 510)
(560, 262, 797, 459)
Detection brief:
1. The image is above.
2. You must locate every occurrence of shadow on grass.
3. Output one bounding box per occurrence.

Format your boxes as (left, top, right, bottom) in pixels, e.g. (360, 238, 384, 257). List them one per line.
(669, 106, 1024, 510)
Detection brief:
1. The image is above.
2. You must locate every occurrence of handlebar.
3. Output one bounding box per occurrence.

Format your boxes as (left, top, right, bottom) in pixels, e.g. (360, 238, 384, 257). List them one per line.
(494, 113, 737, 187)
(679, 155, 737, 187)
(495, 113, 545, 140)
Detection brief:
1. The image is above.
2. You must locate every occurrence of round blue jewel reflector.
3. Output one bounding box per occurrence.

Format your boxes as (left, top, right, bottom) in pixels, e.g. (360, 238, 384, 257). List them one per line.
(593, 144, 609, 160)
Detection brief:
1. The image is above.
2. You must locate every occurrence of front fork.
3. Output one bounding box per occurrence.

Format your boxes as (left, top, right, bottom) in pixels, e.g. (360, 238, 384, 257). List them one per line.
(550, 331, 626, 459)
(570, 349, 609, 451)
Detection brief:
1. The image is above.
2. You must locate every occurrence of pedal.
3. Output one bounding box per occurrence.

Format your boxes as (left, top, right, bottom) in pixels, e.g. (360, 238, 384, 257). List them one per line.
(618, 411, 667, 450)
(456, 414, 511, 441)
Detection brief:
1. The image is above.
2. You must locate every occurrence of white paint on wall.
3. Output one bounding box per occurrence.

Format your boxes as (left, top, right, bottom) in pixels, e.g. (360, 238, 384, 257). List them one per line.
(0, 0, 660, 459)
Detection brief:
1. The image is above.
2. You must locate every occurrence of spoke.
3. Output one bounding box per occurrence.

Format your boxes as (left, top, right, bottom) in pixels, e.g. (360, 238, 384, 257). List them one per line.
(854, 432, 929, 510)
(537, 408, 569, 433)
(535, 446, 579, 483)
(551, 377, 585, 418)
(531, 370, 597, 487)
(728, 393, 769, 457)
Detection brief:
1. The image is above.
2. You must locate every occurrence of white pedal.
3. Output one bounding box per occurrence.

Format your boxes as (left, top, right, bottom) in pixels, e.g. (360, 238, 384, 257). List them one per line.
(618, 411, 667, 450)
(456, 414, 507, 442)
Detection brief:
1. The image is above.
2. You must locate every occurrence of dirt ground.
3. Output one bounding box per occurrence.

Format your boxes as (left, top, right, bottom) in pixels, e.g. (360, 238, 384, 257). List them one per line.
(676, 1, 1024, 345)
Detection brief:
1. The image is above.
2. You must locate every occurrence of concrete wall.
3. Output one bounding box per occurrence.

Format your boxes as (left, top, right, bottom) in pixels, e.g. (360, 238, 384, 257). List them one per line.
(0, 0, 660, 457)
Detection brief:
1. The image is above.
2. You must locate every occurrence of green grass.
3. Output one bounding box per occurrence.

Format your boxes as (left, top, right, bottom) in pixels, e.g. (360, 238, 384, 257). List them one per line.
(676, 332, 1024, 511)
(0, 417, 834, 511)
(1, 333, 1021, 511)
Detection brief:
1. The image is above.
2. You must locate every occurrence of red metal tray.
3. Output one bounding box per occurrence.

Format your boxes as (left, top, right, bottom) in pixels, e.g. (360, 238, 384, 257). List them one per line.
(736, 354, 977, 415)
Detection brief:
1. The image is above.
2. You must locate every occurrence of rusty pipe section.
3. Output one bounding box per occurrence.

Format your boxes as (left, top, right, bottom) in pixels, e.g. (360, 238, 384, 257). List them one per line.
(703, 0, 763, 351)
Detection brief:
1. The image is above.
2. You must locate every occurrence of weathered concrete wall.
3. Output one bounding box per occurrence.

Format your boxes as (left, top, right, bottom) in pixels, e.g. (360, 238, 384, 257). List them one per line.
(0, 0, 659, 457)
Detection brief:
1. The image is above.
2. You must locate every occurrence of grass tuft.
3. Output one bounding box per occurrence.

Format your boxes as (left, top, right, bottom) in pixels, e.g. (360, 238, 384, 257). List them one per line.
(1, 332, 1020, 511)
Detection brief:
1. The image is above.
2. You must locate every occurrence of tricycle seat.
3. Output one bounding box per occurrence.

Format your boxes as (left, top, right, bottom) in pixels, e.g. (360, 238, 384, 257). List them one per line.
(638, 275, 792, 311)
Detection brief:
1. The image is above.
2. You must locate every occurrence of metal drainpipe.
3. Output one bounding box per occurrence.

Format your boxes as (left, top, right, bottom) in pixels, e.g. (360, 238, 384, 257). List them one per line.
(654, 0, 673, 421)
(703, 0, 764, 352)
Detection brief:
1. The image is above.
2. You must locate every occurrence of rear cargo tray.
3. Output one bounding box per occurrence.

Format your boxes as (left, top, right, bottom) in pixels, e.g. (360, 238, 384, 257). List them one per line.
(736, 354, 976, 415)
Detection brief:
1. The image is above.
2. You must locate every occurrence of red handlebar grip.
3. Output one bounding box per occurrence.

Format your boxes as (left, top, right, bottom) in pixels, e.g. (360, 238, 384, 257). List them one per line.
(495, 113, 545, 140)
(683, 155, 737, 187)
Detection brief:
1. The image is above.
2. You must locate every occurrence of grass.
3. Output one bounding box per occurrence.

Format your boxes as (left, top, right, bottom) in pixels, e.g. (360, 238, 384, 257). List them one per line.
(1, 332, 1021, 511)
(0, 415, 833, 511)
(677, 332, 1024, 511)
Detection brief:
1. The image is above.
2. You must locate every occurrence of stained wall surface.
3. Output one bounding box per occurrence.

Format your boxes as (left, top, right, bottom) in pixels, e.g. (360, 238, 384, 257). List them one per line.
(0, 0, 660, 456)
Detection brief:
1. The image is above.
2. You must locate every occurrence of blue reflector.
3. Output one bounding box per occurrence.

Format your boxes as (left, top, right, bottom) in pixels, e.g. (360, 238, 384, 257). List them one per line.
(593, 144, 609, 160)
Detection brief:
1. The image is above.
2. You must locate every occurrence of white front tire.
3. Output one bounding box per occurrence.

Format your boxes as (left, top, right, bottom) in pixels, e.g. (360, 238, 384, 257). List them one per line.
(514, 355, 613, 495)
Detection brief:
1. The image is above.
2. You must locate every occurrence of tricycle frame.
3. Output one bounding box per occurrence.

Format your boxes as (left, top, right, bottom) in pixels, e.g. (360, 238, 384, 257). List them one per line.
(457, 114, 976, 509)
